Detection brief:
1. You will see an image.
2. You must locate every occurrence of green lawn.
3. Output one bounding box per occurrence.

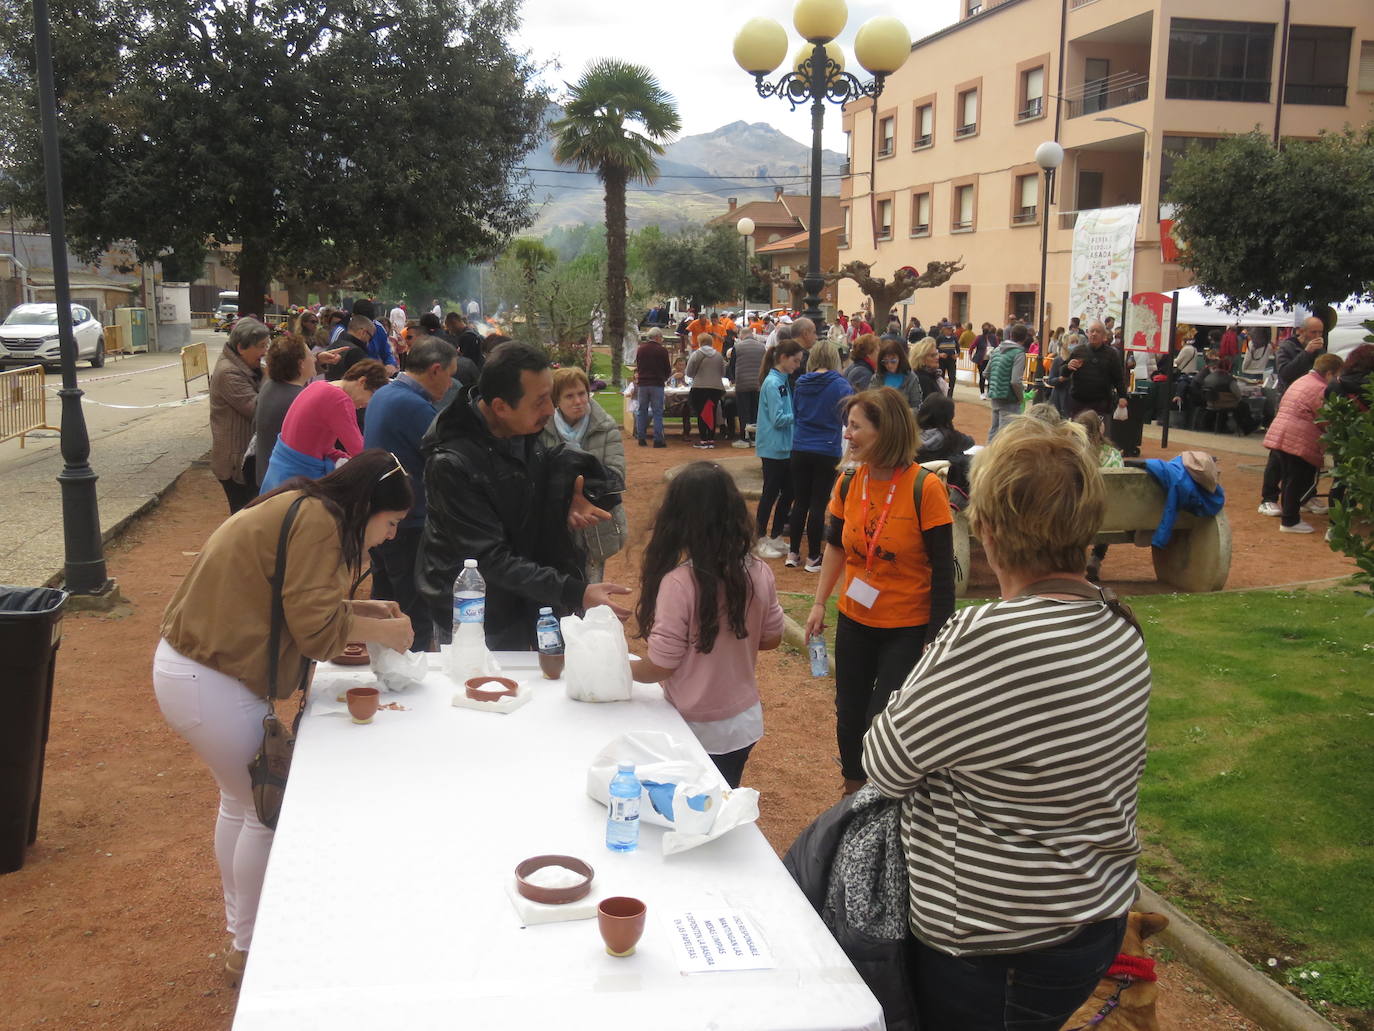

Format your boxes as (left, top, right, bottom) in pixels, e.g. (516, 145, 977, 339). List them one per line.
(1129, 587, 1374, 994)
(781, 585, 1374, 1005)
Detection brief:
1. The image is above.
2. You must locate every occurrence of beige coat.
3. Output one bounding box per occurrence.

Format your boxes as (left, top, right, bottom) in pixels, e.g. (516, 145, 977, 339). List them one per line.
(161, 492, 356, 698)
(210, 342, 262, 483)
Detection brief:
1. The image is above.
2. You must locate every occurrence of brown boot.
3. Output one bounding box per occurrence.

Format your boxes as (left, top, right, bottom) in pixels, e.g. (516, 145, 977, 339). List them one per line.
(842, 778, 866, 796)
(225, 948, 248, 989)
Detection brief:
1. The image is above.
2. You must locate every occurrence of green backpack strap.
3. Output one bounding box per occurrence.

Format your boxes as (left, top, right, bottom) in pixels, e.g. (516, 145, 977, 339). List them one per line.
(840, 465, 930, 532)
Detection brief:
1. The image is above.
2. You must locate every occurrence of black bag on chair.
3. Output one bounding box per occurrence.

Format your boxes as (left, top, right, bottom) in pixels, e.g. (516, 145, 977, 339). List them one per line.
(247, 497, 312, 831)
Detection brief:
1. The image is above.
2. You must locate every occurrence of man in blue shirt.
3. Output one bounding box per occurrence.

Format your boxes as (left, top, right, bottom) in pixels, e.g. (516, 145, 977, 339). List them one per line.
(352, 298, 398, 374)
(363, 335, 457, 650)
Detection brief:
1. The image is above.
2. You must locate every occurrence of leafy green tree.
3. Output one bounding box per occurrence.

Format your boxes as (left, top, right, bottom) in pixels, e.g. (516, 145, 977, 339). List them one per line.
(0, 0, 545, 315)
(638, 224, 751, 312)
(1166, 128, 1374, 313)
(550, 60, 680, 385)
(491, 238, 605, 354)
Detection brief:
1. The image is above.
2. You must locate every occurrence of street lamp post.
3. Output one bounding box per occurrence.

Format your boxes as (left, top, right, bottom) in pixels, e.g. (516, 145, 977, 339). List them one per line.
(736, 216, 756, 322)
(32, 0, 111, 597)
(734, 1, 910, 327)
(1034, 140, 1064, 373)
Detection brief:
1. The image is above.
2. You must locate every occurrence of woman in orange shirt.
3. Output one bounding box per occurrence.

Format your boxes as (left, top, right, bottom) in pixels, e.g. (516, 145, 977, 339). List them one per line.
(803, 387, 956, 793)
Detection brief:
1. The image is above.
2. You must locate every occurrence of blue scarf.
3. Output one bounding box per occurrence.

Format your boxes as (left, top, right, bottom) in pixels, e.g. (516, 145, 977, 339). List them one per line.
(553, 408, 591, 448)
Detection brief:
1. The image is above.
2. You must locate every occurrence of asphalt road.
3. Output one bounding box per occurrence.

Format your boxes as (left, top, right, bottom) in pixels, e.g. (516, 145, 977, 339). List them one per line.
(0, 330, 223, 588)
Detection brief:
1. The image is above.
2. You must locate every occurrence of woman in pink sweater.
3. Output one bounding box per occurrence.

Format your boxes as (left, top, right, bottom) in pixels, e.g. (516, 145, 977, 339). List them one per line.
(260, 359, 389, 492)
(1263, 352, 1342, 534)
(631, 462, 785, 788)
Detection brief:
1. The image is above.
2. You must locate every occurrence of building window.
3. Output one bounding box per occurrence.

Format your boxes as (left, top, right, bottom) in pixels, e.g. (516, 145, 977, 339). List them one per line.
(1361, 41, 1374, 93)
(1159, 135, 1222, 202)
(840, 206, 850, 248)
(1285, 25, 1352, 106)
(953, 185, 975, 230)
(951, 290, 970, 327)
(877, 199, 893, 240)
(1166, 18, 1275, 103)
(1013, 174, 1039, 224)
(957, 90, 978, 136)
(914, 103, 933, 148)
(878, 116, 895, 157)
(911, 192, 931, 236)
(1019, 67, 1045, 120)
(1077, 170, 1104, 211)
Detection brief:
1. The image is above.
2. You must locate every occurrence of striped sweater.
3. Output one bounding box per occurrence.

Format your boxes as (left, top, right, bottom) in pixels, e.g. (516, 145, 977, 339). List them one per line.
(862, 595, 1151, 955)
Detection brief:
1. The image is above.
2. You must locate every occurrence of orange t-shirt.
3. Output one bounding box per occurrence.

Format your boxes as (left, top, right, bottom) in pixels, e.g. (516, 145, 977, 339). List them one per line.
(827, 463, 952, 628)
(687, 318, 716, 349)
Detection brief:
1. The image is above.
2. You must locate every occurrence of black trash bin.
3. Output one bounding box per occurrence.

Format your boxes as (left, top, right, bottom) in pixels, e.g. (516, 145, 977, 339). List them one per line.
(1109, 390, 1151, 458)
(0, 586, 68, 874)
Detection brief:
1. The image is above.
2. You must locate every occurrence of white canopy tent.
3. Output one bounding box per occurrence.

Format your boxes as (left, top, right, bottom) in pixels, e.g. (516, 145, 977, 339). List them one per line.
(1172, 286, 1294, 327)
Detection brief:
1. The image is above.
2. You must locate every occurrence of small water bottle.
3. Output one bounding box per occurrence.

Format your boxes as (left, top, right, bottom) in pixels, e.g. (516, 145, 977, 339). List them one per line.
(808, 634, 829, 678)
(535, 607, 565, 680)
(448, 559, 486, 680)
(606, 761, 641, 853)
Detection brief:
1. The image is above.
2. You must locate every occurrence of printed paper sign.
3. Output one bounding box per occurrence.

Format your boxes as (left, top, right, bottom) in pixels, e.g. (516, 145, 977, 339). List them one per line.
(664, 910, 776, 974)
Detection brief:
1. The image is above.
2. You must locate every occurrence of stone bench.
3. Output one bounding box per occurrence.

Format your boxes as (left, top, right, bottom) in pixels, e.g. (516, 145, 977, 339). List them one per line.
(954, 466, 1231, 595)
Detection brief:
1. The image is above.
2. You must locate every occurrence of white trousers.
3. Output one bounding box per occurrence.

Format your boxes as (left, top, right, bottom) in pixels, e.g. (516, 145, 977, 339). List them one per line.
(152, 639, 272, 951)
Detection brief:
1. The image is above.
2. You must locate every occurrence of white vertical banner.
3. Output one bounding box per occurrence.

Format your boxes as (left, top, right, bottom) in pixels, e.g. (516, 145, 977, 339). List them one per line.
(1069, 204, 1140, 326)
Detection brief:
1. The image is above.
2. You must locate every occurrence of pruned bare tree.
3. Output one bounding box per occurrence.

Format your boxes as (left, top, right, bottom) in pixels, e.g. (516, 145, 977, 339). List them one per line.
(823, 259, 966, 319)
(751, 264, 809, 309)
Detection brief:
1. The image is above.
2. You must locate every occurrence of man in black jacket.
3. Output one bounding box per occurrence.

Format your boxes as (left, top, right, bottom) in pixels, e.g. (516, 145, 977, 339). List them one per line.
(1065, 320, 1129, 419)
(418, 342, 630, 650)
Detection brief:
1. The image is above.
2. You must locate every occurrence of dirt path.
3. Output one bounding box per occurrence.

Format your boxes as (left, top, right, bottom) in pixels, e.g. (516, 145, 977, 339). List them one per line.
(5, 387, 1347, 1029)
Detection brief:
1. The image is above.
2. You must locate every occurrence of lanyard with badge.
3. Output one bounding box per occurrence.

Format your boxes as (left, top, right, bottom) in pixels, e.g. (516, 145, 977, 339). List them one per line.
(844, 466, 903, 609)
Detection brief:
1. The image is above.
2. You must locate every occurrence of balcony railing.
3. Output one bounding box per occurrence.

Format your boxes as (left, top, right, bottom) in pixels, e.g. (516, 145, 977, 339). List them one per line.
(878, 142, 893, 157)
(1284, 83, 1347, 106)
(913, 133, 932, 149)
(952, 219, 973, 231)
(1066, 76, 1149, 118)
(838, 234, 849, 247)
(911, 223, 930, 236)
(955, 123, 977, 138)
(877, 227, 892, 241)
(1011, 207, 1037, 225)
(839, 160, 850, 176)
(1017, 97, 1044, 120)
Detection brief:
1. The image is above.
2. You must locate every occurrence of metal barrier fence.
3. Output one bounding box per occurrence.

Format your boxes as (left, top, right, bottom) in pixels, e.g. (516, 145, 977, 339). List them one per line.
(0, 364, 59, 447)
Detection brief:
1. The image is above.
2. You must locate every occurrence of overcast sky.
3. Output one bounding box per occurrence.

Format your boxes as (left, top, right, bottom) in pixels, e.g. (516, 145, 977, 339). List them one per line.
(512, 0, 962, 153)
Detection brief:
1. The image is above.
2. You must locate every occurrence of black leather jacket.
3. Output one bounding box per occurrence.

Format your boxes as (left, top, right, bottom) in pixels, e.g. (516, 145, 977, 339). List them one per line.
(418, 391, 623, 650)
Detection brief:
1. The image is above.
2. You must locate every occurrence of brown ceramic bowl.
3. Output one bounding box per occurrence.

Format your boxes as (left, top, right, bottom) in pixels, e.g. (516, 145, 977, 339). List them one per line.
(514, 854, 594, 905)
(331, 642, 371, 666)
(345, 686, 380, 724)
(465, 675, 519, 702)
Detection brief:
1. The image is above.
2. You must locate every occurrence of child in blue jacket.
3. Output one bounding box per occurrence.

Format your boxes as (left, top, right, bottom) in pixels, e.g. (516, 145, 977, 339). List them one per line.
(787, 340, 854, 570)
(755, 340, 805, 555)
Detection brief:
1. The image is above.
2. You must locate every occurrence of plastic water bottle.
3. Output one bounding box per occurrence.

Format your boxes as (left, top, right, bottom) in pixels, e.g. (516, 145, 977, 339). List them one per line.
(808, 634, 829, 678)
(448, 559, 486, 680)
(535, 607, 565, 680)
(606, 761, 641, 853)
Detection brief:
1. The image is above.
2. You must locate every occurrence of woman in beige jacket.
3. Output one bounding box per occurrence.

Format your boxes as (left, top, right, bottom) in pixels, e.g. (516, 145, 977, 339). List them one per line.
(155, 451, 414, 984)
(210, 319, 268, 513)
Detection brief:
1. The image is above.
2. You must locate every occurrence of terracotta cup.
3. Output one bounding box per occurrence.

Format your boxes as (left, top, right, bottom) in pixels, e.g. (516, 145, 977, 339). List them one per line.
(346, 686, 380, 724)
(597, 896, 646, 957)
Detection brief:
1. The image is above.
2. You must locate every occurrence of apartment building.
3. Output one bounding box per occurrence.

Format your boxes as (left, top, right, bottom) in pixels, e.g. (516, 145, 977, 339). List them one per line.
(838, 0, 1374, 328)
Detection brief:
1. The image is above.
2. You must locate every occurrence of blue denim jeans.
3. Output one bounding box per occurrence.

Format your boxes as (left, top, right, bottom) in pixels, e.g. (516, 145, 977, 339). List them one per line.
(908, 914, 1127, 1031)
(635, 385, 665, 443)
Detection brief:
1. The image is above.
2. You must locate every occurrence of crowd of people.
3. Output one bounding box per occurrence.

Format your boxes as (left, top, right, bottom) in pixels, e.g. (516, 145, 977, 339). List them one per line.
(177, 289, 1362, 1027)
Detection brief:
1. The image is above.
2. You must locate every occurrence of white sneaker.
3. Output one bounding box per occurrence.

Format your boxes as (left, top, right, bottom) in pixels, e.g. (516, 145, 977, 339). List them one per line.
(731, 439, 751, 449)
(804, 557, 823, 573)
(755, 540, 787, 559)
(1325, 527, 1334, 542)
(785, 553, 801, 568)
(1303, 498, 1328, 514)
(1257, 501, 1281, 517)
(1279, 521, 1315, 534)
(770, 536, 789, 552)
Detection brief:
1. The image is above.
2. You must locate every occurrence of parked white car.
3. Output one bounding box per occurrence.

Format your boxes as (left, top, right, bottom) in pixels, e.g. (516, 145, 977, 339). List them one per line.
(0, 303, 105, 368)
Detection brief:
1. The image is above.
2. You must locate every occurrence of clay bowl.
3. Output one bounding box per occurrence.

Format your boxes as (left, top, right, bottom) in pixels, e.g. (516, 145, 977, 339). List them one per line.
(331, 642, 371, 666)
(465, 675, 519, 702)
(345, 686, 380, 724)
(514, 854, 594, 905)
(597, 896, 647, 957)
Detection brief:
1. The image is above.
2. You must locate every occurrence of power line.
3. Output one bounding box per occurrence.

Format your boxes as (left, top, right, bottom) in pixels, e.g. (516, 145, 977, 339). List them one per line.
(519, 166, 847, 181)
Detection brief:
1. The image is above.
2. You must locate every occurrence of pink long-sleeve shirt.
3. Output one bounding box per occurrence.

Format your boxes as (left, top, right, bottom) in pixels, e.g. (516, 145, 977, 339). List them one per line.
(278, 380, 363, 462)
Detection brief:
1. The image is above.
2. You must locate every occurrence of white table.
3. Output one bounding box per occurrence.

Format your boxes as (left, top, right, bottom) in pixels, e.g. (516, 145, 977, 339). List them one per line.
(232, 652, 882, 1031)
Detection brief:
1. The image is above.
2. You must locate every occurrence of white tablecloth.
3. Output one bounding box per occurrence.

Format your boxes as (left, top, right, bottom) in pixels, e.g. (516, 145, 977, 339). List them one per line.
(232, 652, 882, 1031)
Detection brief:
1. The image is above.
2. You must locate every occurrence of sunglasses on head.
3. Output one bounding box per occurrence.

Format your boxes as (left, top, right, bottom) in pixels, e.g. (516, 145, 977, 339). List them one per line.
(379, 452, 405, 483)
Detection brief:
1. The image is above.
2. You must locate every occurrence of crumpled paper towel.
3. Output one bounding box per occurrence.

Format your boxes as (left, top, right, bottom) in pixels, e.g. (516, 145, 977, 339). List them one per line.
(370, 646, 428, 693)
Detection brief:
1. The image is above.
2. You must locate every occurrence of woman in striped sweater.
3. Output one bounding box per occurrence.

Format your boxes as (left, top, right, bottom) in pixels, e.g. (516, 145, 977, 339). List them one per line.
(863, 415, 1152, 1031)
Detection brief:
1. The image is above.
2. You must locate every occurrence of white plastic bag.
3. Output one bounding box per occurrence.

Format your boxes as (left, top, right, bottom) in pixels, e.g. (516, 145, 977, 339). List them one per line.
(1112, 404, 1129, 421)
(586, 731, 760, 855)
(370, 647, 428, 693)
(561, 605, 632, 702)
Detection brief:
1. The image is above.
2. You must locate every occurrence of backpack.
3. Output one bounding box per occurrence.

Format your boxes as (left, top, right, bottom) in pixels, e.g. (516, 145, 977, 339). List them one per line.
(838, 465, 931, 529)
(985, 346, 1018, 401)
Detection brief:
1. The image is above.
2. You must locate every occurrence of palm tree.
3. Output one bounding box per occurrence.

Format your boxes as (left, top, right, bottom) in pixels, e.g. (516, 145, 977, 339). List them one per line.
(551, 60, 680, 386)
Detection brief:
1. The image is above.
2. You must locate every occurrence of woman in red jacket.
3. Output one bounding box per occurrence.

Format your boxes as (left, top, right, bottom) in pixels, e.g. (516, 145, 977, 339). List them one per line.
(1263, 353, 1342, 534)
